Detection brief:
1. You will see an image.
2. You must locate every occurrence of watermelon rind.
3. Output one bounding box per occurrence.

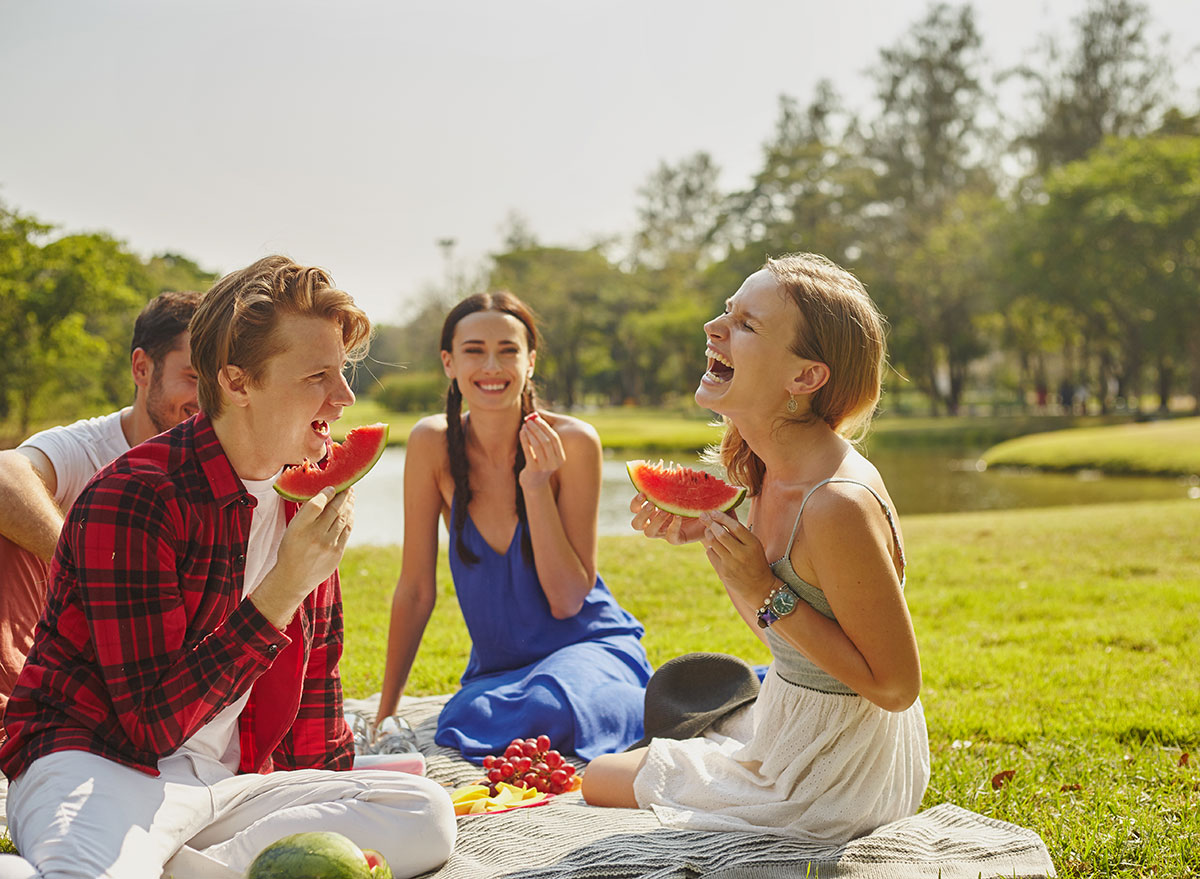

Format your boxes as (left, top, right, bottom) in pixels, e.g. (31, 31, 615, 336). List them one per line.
(626, 459, 746, 518)
(274, 423, 390, 502)
(246, 830, 376, 879)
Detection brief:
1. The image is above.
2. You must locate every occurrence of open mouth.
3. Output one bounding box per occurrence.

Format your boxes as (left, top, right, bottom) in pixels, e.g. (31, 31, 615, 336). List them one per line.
(475, 380, 511, 393)
(312, 420, 330, 439)
(704, 348, 735, 384)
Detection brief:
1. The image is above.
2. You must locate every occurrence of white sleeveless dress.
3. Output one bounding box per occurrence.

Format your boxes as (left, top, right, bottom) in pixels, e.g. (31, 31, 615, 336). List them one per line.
(632, 478, 930, 842)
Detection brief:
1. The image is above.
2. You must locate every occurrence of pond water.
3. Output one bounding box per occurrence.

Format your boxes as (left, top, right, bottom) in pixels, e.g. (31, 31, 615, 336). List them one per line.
(348, 446, 1196, 547)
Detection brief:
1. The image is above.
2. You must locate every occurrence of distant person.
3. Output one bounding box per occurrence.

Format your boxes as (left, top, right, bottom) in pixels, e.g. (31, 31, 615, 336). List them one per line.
(0, 256, 455, 879)
(375, 291, 652, 760)
(583, 254, 929, 844)
(0, 290, 202, 735)
(1058, 377, 1074, 414)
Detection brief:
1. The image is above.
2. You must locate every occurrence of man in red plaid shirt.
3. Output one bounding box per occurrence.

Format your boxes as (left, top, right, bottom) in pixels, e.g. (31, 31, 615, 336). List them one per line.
(0, 257, 455, 879)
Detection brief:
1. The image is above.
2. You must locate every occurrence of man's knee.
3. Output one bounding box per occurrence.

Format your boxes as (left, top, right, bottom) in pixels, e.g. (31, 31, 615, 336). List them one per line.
(0, 854, 38, 879)
(403, 780, 456, 877)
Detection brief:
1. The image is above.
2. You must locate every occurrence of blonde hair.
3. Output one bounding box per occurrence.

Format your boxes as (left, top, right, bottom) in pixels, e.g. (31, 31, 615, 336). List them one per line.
(190, 255, 372, 417)
(715, 253, 887, 496)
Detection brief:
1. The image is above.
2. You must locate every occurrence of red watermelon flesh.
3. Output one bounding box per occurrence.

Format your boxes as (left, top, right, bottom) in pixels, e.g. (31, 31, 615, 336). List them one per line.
(274, 422, 390, 502)
(626, 459, 746, 518)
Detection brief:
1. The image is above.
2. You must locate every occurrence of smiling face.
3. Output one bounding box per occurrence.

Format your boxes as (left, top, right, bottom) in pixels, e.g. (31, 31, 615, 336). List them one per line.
(138, 332, 200, 433)
(696, 269, 805, 419)
(441, 310, 535, 411)
(242, 313, 356, 467)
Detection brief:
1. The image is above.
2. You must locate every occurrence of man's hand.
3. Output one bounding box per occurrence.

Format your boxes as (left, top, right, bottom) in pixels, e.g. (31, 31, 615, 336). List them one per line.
(250, 486, 355, 629)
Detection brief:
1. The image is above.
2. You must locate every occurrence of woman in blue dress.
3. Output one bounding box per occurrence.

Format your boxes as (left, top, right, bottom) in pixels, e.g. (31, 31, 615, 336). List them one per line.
(375, 291, 652, 761)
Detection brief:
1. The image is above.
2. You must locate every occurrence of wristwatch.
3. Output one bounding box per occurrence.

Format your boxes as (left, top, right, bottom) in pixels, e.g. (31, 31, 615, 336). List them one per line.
(756, 580, 800, 628)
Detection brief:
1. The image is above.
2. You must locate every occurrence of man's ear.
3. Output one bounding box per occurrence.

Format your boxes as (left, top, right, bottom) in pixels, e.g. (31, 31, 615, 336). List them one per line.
(790, 361, 830, 397)
(131, 348, 154, 393)
(218, 365, 252, 408)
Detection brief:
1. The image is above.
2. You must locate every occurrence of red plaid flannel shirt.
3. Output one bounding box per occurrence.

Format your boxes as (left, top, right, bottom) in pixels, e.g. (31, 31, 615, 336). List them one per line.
(0, 413, 354, 780)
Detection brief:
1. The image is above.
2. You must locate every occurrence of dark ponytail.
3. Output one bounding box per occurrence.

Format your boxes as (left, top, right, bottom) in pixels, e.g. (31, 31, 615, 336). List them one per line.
(446, 379, 479, 565)
(514, 383, 537, 564)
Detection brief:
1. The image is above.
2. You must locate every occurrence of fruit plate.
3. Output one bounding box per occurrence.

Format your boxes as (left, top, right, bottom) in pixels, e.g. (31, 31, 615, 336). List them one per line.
(450, 777, 581, 816)
(459, 794, 556, 817)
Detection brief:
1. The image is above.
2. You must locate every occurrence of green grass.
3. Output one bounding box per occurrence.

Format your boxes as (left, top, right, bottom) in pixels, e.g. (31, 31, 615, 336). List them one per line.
(982, 417, 1200, 477)
(869, 413, 1137, 449)
(573, 407, 724, 452)
(339, 498, 1200, 877)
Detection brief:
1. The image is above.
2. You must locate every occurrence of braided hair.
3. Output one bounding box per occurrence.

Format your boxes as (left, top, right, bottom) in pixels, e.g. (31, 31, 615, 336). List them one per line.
(441, 292, 540, 565)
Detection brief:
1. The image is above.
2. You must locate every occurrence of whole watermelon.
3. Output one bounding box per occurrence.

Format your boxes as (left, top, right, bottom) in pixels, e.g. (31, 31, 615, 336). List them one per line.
(245, 831, 392, 879)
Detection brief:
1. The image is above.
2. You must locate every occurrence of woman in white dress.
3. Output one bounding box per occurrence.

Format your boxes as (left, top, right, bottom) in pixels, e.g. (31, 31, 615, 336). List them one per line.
(582, 253, 929, 843)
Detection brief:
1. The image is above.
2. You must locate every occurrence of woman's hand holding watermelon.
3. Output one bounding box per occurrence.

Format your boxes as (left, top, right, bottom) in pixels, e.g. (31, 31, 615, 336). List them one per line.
(628, 493, 708, 545)
(698, 508, 774, 604)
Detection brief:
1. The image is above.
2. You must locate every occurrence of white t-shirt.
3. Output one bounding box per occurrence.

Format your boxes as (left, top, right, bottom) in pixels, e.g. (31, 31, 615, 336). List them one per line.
(20, 409, 132, 509)
(178, 471, 288, 778)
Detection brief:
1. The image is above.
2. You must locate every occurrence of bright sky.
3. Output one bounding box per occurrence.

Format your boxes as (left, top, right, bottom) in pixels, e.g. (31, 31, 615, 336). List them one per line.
(3, 0, 1197, 325)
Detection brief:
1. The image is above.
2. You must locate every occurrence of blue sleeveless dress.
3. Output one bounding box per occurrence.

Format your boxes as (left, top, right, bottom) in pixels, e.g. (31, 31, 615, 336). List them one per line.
(434, 506, 653, 761)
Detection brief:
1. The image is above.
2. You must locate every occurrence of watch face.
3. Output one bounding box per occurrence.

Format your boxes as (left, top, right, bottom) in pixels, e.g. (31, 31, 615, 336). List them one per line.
(771, 587, 798, 617)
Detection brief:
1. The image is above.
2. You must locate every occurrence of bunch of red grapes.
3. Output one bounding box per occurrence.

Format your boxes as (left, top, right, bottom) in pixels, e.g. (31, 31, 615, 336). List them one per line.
(481, 734, 576, 796)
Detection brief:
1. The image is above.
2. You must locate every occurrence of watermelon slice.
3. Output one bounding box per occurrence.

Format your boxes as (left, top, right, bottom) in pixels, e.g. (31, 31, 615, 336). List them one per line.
(626, 459, 746, 518)
(274, 422, 390, 502)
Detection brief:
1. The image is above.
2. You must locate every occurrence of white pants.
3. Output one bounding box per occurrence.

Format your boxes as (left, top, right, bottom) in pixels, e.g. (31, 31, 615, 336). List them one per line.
(7, 750, 456, 879)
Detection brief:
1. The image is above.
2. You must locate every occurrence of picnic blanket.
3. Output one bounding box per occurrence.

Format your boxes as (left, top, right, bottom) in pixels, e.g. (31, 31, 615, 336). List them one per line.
(349, 693, 1058, 879)
(0, 695, 1057, 879)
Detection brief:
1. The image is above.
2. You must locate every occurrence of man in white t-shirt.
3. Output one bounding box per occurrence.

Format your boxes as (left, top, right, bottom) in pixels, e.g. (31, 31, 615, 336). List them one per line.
(0, 290, 202, 733)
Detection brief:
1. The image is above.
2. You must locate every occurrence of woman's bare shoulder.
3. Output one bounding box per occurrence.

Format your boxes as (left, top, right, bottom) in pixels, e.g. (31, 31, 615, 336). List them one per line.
(539, 411, 601, 446)
(406, 415, 450, 457)
(803, 459, 897, 536)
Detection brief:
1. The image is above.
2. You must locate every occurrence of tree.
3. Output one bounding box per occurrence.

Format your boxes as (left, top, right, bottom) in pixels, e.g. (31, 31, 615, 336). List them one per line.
(860, 3, 996, 413)
(725, 84, 875, 267)
(892, 188, 1006, 414)
(631, 151, 726, 275)
(4, 231, 143, 432)
(138, 252, 218, 297)
(490, 246, 635, 408)
(0, 203, 52, 423)
(866, 3, 991, 218)
(1019, 133, 1200, 411)
(1010, 0, 1173, 174)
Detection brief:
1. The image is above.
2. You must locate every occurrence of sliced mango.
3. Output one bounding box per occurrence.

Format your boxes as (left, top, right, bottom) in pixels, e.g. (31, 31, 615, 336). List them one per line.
(450, 784, 489, 805)
(449, 781, 549, 815)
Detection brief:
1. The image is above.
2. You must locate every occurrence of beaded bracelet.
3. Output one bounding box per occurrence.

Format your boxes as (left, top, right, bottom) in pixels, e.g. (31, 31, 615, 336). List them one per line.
(756, 580, 800, 629)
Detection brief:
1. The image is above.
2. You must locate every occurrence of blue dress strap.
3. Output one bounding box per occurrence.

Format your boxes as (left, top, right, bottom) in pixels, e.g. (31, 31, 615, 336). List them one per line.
(782, 477, 906, 584)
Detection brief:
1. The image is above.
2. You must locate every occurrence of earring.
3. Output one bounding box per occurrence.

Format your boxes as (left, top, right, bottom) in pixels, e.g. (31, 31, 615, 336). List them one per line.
(786, 395, 798, 413)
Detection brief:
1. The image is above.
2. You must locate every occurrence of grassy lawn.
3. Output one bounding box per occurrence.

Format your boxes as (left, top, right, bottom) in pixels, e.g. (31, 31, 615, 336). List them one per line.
(340, 498, 1200, 877)
(982, 417, 1200, 477)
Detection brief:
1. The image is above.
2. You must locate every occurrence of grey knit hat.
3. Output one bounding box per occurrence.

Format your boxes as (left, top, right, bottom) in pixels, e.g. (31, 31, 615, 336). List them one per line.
(627, 652, 761, 751)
